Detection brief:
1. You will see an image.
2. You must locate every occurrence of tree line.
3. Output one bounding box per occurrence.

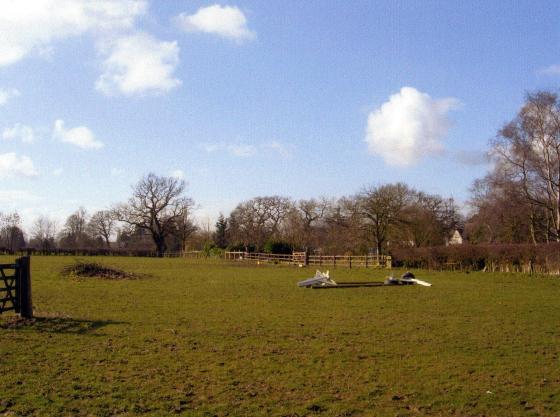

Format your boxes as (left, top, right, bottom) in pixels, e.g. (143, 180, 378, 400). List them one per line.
(1, 179, 462, 257)
(2, 89, 558, 256)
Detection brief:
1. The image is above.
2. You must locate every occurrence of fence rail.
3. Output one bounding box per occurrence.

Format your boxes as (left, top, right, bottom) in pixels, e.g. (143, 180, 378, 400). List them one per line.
(224, 251, 392, 268)
(1, 249, 391, 269)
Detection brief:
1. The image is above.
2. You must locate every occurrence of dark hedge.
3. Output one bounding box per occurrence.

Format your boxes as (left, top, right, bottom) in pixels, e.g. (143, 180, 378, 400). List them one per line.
(391, 243, 560, 274)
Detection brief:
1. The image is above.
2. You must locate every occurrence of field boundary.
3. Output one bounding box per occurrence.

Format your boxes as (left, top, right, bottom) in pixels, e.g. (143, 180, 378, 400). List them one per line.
(223, 251, 392, 269)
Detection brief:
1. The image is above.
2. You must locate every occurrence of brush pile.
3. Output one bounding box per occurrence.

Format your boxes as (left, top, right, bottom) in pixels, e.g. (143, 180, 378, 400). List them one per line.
(62, 261, 142, 280)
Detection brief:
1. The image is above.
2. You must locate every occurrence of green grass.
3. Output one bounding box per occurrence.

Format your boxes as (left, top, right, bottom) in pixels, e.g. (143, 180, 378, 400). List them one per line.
(1, 256, 560, 416)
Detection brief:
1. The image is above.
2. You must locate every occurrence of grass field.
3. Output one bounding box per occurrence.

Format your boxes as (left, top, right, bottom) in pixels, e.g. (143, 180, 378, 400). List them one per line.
(1, 256, 560, 417)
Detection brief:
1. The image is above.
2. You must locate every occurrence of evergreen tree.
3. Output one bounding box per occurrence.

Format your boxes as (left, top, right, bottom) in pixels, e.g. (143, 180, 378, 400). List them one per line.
(214, 214, 228, 248)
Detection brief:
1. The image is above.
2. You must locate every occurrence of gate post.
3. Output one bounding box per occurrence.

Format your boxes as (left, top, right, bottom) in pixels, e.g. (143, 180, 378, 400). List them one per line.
(17, 256, 32, 318)
(386, 255, 392, 270)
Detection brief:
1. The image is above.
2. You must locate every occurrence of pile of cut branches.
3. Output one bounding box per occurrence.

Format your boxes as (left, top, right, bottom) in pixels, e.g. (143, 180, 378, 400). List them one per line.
(62, 261, 144, 280)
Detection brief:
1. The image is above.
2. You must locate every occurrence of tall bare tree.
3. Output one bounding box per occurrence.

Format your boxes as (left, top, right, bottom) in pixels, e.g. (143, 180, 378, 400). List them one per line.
(491, 91, 560, 241)
(88, 210, 117, 248)
(358, 183, 412, 254)
(30, 215, 57, 251)
(174, 198, 197, 252)
(59, 207, 90, 248)
(114, 173, 194, 257)
(322, 196, 364, 254)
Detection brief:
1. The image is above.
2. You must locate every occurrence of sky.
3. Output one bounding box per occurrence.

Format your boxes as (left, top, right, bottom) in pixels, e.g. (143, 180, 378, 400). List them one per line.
(0, 0, 559, 232)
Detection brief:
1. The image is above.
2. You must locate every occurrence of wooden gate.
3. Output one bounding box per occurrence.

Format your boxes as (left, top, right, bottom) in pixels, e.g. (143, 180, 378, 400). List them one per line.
(0, 256, 32, 318)
(292, 251, 307, 265)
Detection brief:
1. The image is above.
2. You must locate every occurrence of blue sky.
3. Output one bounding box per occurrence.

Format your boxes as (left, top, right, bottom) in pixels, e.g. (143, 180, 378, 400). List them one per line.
(0, 0, 559, 230)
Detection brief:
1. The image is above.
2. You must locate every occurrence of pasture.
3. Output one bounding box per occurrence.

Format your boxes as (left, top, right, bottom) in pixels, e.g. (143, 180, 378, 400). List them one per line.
(1, 256, 560, 417)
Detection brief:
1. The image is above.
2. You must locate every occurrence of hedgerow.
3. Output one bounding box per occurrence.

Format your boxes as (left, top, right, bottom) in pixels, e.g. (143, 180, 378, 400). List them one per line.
(391, 243, 560, 273)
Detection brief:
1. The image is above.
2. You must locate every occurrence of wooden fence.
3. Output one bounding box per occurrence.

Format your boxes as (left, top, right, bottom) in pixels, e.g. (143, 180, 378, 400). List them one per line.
(224, 251, 392, 269)
(0, 256, 32, 318)
(3, 249, 391, 270)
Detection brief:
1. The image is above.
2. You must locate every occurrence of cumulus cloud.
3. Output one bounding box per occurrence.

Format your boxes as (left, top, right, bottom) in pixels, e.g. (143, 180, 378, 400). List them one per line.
(0, 0, 147, 67)
(96, 32, 181, 96)
(175, 5, 255, 41)
(365, 87, 460, 166)
(0, 88, 20, 105)
(0, 152, 38, 178)
(2, 123, 37, 143)
(53, 120, 104, 150)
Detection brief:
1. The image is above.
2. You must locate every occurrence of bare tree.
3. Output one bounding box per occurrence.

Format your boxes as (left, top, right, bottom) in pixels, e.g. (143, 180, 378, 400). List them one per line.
(174, 198, 197, 252)
(59, 207, 90, 248)
(402, 193, 462, 247)
(30, 215, 57, 251)
(358, 183, 412, 254)
(0, 212, 25, 252)
(466, 174, 544, 244)
(491, 91, 560, 241)
(114, 173, 194, 257)
(88, 210, 117, 249)
(322, 196, 364, 254)
(228, 196, 293, 251)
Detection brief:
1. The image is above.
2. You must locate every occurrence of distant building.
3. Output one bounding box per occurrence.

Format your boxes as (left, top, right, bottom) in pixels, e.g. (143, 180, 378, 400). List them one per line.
(446, 229, 463, 246)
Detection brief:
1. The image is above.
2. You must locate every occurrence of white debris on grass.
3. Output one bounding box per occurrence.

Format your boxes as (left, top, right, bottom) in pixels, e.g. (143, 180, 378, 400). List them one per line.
(297, 270, 337, 287)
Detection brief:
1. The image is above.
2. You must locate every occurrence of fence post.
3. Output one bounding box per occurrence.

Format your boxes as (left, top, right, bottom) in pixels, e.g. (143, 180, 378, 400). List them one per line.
(17, 256, 32, 318)
(304, 249, 309, 267)
(386, 255, 392, 269)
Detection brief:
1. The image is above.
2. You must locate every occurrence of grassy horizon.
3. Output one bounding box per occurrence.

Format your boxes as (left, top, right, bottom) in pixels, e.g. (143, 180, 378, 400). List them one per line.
(1, 256, 560, 416)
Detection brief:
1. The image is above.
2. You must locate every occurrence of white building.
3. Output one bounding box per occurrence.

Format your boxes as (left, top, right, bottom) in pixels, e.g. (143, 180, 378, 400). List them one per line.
(447, 230, 463, 245)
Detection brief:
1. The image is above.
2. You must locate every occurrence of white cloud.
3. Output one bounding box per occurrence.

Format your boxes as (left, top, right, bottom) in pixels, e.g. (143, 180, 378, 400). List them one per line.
(96, 32, 181, 96)
(0, 0, 147, 67)
(0, 88, 20, 105)
(203, 141, 294, 158)
(229, 144, 257, 157)
(175, 5, 255, 41)
(539, 64, 560, 76)
(170, 169, 185, 179)
(0, 152, 38, 178)
(2, 123, 37, 143)
(365, 87, 460, 166)
(0, 190, 40, 203)
(52, 167, 63, 176)
(203, 142, 257, 157)
(53, 119, 104, 149)
(264, 141, 292, 158)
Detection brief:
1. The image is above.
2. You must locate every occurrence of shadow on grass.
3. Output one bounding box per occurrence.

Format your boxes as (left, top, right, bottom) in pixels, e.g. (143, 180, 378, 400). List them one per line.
(0, 315, 127, 335)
